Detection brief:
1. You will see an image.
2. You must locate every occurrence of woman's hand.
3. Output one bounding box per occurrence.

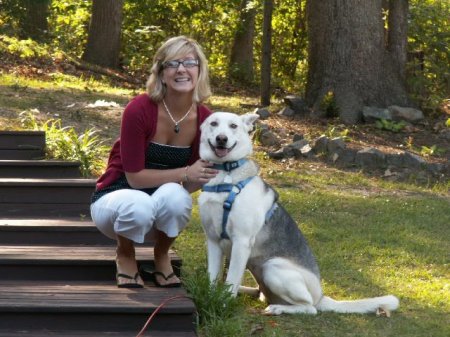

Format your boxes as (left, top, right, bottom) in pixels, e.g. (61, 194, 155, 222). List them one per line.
(186, 159, 218, 184)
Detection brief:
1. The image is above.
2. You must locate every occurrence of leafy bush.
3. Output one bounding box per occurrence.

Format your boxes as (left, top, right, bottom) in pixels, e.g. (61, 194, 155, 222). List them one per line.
(19, 111, 108, 177)
(0, 35, 49, 58)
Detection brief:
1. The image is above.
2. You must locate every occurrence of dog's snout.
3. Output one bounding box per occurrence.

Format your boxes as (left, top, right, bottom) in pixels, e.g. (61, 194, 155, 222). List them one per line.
(216, 134, 228, 146)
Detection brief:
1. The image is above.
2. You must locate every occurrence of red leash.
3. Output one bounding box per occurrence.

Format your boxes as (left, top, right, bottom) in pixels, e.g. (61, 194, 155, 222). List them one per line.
(135, 295, 193, 337)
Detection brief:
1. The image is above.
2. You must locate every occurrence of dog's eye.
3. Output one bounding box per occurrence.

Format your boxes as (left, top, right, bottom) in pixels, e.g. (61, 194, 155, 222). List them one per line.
(230, 123, 238, 129)
(210, 121, 218, 127)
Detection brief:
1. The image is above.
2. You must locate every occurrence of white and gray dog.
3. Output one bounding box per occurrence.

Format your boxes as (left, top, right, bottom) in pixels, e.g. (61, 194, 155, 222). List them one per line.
(198, 112, 399, 315)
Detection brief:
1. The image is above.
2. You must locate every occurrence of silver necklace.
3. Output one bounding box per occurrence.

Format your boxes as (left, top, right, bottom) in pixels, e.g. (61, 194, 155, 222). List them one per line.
(162, 99, 193, 133)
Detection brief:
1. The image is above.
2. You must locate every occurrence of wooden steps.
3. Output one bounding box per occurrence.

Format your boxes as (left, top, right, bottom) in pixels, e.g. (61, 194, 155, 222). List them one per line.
(0, 131, 45, 160)
(0, 178, 94, 217)
(0, 130, 197, 336)
(0, 218, 114, 245)
(0, 159, 81, 178)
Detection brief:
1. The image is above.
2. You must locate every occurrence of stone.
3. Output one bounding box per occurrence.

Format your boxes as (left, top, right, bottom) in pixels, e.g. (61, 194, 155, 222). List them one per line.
(327, 137, 346, 153)
(259, 130, 279, 147)
(388, 105, 424, 123)
(312, 135, 329, 154)
(362, 106, 392, 123)
(284, 95, 309, 115)
(355, 148, 386, 169)
(278, 106, 296, 117)
(254, 107, 271, 120)
(267, 149, 285, 160)
(403, 151, 427, 169)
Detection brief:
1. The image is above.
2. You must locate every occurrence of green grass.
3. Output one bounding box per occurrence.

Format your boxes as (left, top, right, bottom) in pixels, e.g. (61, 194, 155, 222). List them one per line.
(1, 72, 449, 337)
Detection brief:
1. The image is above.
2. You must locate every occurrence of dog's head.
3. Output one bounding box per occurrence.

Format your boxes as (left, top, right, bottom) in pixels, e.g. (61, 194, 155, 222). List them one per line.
(200, 112, 259, 163)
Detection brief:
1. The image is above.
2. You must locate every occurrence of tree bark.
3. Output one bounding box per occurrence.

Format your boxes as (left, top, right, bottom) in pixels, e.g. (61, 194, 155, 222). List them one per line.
(19, 0, 50, 42)
(387, 0, 408, 80)
(229, 0, 257, 84)
(82, 0, 124, 69)
(260, 0, 273, 106)
(305, 0, 410, 124)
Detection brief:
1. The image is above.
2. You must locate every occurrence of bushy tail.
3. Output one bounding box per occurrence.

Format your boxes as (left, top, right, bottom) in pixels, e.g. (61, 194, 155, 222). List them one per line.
(316, 295, 399, 314)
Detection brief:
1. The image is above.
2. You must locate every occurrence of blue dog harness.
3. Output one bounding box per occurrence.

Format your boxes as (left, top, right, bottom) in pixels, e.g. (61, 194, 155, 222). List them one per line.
(202, 159, 277, 240)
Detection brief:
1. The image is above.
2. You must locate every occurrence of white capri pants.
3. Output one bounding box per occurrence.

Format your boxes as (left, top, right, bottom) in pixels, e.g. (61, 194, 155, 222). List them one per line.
(90, 182, 192, 244)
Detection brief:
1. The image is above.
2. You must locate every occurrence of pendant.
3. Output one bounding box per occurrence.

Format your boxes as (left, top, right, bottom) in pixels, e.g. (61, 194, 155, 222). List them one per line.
(224, 175, 232, 184)
(174, 124, 180, 133)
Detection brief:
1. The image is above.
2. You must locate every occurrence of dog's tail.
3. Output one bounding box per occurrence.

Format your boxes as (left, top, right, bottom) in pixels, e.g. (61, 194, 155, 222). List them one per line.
(316, 295, 399, 314)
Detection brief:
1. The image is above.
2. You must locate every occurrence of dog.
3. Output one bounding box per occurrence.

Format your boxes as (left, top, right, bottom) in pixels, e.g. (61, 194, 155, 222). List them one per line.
(198, 112, 399, 315)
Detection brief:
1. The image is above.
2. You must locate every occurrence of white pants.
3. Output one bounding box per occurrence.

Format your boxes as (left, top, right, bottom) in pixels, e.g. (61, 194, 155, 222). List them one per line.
(90, 183, 192, 244)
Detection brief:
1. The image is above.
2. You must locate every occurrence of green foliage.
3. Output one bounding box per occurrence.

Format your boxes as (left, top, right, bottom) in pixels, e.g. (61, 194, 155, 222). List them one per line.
(408, 0, 450, 114)
(446, 118, 450, 127)
(375, 119, 407, 132)
(320, 91, 339, 118)
(182, 267, 245, 337)
(48, 0, 91, 58)
(0, 35, 49, 58)
(19, 111, 109, 177)
(419, 144, 446, 157)
(324, 124, 351, 141)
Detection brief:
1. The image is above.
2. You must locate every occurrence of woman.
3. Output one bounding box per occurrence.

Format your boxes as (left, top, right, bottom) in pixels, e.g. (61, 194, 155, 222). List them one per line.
(90, 36, 217, 288)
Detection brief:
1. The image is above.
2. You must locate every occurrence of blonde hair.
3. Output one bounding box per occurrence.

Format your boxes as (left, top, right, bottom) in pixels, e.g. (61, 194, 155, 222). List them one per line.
(146, 36, 211, 103)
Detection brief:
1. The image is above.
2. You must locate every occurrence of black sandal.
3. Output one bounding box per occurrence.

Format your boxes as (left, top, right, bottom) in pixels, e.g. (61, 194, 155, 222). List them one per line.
(116, 272, 144, 288)
(148, 271, 181, 288)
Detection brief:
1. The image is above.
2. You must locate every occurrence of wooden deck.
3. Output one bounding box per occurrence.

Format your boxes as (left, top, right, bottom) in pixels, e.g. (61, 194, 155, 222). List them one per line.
(0, 130, 197, 336)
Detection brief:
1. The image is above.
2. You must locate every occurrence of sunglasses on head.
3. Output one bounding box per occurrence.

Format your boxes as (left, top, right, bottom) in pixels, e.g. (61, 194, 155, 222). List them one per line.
(162, 59, 199, 69)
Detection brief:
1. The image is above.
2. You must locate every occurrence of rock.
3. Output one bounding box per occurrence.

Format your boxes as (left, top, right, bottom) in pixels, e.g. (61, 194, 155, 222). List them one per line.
(327, 137, 346, 153)
(283, 95, 309, 115)
(386, 153, 405, 167)
(254, 107, 271, 120)
(267, 149, 285, 160)
(388, 105, 424, 123)
(362, 106, 392, 122)
(259, 130, 279, 147)
(285, 139, 310, 158)
(278, 106, 296, 117)
(292, 133, 304, 142)
(355, 148, 386, 169)
(300, 144, 315, 158)
(312, 135, 329, 154)
(403, 151, 427, 169)
(331, 148, 357, 166)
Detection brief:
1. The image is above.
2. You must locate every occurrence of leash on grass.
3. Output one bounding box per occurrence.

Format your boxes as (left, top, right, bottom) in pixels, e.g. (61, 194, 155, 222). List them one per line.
(135, 295, 193, 337)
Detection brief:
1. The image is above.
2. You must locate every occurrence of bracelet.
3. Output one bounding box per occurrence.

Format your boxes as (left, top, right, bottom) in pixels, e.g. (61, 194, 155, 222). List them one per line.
(181, 165, 189, 186)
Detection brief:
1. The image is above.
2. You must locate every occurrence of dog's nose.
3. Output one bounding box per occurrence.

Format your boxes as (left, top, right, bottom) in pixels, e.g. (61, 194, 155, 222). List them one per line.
(216, 134, 228, 146)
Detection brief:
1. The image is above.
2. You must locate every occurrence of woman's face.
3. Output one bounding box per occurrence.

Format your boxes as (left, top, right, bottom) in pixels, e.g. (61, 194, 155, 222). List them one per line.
(161, 52, 199, 96)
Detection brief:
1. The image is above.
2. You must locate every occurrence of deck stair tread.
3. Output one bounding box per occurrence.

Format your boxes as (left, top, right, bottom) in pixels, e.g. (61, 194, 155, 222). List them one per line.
(0, 245, 178, 262)
(0, 331, 197, 337)
(0, 280, 194, 312)
(0, 177, 96, 185)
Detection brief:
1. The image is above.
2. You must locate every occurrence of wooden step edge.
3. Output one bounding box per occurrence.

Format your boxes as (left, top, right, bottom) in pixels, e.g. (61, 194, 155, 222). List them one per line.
(0, 131, 45, 135)
(0, 330, 197, 337)
(0, 218, 95, 228)
(0, 178, 96, 186)
(0, 160, 81, 166)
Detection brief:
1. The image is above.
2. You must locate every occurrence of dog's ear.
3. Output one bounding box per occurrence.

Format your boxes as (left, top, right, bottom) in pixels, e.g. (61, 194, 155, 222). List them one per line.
(241, 113, 259, 132)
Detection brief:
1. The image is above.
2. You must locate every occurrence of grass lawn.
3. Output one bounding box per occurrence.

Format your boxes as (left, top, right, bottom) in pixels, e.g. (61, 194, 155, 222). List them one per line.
(1, 73, 449, 337)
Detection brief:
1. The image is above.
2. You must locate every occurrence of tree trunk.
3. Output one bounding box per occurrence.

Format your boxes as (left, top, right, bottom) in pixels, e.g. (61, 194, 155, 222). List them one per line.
(19, 0, 50, 42)
(387, 0, 408, 80)
(260, 0, 273, 107)
(229, 0, 257, 84)
(82, 0, 124, 69)
(305, 0, 410, 124)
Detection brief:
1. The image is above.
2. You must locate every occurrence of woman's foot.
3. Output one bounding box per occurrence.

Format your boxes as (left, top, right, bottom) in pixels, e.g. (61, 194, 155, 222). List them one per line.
(116, 254, 144, 288)
(153, 230, 181, 287)
(116, 235, 144, 288)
